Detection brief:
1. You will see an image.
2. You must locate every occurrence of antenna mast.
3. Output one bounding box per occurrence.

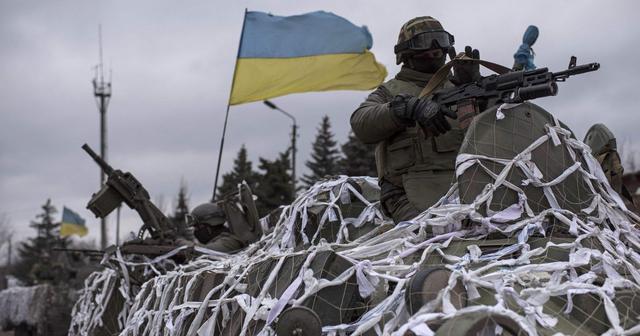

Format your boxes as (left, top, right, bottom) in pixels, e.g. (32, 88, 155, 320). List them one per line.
(92, 24, 112, 250)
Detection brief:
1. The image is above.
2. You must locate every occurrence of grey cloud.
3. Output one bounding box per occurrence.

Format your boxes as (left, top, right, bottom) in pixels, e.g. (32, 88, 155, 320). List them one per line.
(1, 0, 639, 247)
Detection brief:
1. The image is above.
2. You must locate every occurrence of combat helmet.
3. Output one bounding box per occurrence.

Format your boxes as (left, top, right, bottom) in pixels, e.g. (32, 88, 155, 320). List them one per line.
(394, 16, 454, 64)
(189, 202, 226, 227)
(584, 123, 627, 195)
(584, 123, 617, 156)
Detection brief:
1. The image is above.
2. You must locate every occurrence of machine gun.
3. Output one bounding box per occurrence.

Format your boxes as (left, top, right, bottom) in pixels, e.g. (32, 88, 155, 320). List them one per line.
(429, 56, 600, 129)
(82, 144, 192, 244)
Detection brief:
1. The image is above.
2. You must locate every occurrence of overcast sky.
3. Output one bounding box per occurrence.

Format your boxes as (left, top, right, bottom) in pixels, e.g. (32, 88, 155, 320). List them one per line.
(1, 0, 639, 253)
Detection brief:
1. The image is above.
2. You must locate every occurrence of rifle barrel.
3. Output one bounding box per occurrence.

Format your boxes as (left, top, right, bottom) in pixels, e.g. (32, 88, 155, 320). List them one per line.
(553, 62, 600, 79)
(82, 143, 114, 175)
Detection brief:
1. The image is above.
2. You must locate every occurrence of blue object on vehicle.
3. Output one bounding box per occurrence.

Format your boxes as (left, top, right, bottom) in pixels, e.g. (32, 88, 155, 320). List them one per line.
(513, 25, 539, 70)
(522, 25, 539, 46)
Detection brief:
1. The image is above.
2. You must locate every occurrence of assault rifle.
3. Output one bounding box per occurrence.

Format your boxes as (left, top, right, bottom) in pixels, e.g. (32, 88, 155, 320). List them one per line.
(82, 144, 192, 244)
(431, 56, 600, 128)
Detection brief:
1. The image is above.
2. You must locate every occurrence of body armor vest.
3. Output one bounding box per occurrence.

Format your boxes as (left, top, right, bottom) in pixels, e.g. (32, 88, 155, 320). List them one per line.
(377, 77, 464, 210)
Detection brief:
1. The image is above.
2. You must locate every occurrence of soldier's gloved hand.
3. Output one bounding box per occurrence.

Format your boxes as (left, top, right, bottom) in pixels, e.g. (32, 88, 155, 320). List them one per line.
(391, 94, 456, 136)
(451, 46, 481, 85)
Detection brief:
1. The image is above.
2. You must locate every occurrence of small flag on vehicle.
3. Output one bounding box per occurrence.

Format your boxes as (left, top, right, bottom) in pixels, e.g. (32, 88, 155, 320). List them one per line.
(60, 206, 88, 237)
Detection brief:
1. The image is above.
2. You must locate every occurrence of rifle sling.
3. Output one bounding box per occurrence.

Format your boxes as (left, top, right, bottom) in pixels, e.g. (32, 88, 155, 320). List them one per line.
(419, 54, 511, 98)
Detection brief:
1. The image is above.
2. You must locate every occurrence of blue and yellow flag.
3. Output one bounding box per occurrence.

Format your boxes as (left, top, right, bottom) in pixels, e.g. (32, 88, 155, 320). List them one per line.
(229, 11, 387, 105)
(60, 206, 88, 237)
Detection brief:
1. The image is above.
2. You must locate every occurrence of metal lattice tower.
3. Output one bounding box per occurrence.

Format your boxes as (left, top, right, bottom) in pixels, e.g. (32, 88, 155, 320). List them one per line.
(92, 25, 112, 250)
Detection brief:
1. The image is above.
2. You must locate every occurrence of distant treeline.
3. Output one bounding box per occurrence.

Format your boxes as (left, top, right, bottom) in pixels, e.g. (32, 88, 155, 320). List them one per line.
(218, 115, 376, 216)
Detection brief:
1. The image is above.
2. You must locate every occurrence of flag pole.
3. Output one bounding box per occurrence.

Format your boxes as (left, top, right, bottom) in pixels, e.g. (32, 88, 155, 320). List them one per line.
(212, 8, 248, 202)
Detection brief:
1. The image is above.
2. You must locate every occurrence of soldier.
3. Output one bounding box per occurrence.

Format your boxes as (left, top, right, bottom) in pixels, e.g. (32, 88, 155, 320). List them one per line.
(184, 182, 262, 253)
(350, 16, 481, 223)
(584, 124, 638, 212)
(186, 202, 240, 252)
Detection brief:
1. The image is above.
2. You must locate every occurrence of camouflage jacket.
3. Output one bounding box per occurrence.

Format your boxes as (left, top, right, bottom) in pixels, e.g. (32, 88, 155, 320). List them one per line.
(350, 66, 462, 213)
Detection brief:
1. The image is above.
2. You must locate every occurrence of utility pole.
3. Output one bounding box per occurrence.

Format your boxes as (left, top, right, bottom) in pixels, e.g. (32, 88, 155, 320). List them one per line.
(263, 100, 298, 195)
(92, 25, 112, 250)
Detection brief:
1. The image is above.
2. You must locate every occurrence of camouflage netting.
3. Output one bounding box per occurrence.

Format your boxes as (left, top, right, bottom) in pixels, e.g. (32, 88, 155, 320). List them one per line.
(69, 249, 188, 336)
(0, 284, 75, 336)
(71, 103, 640, 336)
(69, 268, 124, 336)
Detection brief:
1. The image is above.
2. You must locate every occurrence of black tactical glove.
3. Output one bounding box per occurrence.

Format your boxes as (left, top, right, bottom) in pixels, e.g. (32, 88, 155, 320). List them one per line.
(391, 94, 457, 136)
(451, 46, 481, 85)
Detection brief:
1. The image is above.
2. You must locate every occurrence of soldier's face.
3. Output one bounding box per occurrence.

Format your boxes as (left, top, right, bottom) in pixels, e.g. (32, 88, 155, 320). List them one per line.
(413, 49, 444, 59)
(194, 223, 227, 243)
(407, 48, 446, 73)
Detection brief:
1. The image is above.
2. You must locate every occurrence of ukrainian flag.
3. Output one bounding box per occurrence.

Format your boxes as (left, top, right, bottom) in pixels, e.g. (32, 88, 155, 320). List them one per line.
(230, 11, 387, 105)
(60, 206, 88, 237)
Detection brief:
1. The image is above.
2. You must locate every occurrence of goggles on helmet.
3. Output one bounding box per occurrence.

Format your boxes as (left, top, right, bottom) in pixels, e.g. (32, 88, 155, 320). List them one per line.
(394, 30, 455, 54)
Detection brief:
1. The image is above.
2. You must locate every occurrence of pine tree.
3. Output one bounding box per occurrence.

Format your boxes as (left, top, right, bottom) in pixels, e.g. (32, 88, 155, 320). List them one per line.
(218, 145, 259, 197)
(254, 149, 294, 216)
(171, 179, 190, 225)
(302, 115, 341, 187)
(338, 131, 378, 177)
(15, 199, 69, 284)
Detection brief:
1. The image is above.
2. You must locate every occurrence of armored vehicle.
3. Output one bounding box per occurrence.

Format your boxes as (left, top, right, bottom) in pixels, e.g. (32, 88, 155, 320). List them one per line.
(70, 100, 640, 336)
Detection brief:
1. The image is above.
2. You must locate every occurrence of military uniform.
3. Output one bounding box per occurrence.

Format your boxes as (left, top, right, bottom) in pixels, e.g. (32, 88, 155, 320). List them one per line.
(190, 182, 261, 253)
(203, 231, 245, 252)
(584, 123, 637, 212)
(351, 17, 472, 223)
(351, 68, 461, 222)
